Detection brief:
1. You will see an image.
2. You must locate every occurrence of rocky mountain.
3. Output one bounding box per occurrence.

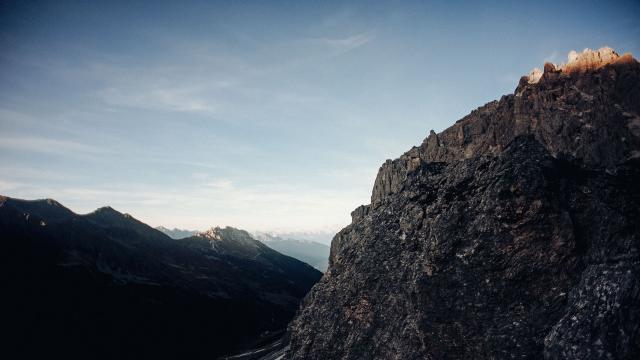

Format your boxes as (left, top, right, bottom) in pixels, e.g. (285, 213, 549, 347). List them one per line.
(0, 196, 321, 359)
(155, 228, 332, 271)
(155, 226, 198, 239)
(285, 47, 640, 359)
(254, 233, 330, 271)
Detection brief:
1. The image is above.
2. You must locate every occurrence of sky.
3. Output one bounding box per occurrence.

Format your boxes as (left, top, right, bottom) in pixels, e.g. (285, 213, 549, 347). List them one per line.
(1, 0, 639, 237)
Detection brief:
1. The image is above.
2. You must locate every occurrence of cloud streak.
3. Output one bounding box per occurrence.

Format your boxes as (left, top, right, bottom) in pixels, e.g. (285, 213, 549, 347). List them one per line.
(320, 31, 376, 52)
(99, 85, 217, 113)
(0, 135, 108, 157)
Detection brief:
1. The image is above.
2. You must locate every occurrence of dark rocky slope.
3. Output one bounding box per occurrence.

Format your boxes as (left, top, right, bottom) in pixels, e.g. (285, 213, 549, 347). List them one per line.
(0, 197, 321, 359)
(285, 48, 640, 359)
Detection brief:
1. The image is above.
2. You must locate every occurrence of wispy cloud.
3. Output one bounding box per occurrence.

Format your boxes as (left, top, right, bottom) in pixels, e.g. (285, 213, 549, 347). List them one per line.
(99, 85, 217, 113)
(83, 63, 233, 114)
(316, 31, 376, 53)
(0, 165, 84, 182)
(205, 179, 234, 190)
(0, 108, 39, 128)
(0, 180, 20, 193)
(543, 50, 561, 64)
(49, 58, 237, 115)
(0, 135, 108, 157)
(316, 7, 356, 30)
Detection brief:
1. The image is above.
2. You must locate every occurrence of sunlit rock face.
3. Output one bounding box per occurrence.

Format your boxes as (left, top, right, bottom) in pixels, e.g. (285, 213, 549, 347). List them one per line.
(525, 47, 634, 84)
(562, 47, 627, 73)
(285, 49, 640, 360)
(527, 67, 543, 84)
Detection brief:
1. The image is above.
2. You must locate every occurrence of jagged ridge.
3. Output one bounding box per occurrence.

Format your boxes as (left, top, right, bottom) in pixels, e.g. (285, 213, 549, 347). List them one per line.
(369, 47, 640, 207)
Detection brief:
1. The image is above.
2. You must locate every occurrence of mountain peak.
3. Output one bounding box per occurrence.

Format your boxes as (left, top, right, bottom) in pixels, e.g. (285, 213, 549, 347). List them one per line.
(0, 195, 76, 222)
(92, 206, 120, 214)
(88, 206, 137, 220)
(563, 47, 628, 73)
(199, 226, 224, 241)
(44, 198, 64, 207)
(82, 205, 170, 243)
(198, 226, 254, 242)
(194, 226, 266, 257)
(524, 47, 636, 84)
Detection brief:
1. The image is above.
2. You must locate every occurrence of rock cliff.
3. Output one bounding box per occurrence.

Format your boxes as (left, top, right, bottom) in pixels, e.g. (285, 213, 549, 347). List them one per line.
(285, 48, 640, 359)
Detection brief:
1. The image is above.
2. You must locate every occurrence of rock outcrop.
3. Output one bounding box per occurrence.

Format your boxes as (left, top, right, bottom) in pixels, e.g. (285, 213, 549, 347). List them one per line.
(370, 48, 639, 209)
(285, 48, 640, 359)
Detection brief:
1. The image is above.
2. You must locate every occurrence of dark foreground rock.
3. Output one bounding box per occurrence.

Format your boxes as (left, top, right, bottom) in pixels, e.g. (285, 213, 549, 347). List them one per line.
(285, 48, 640, 359)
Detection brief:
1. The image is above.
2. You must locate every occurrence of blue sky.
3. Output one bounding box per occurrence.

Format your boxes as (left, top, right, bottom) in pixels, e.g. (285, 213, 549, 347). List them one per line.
(1, 0, 639, 234)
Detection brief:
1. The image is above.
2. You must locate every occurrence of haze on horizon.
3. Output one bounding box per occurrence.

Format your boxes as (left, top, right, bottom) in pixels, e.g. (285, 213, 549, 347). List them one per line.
(1, 0, 639, 234)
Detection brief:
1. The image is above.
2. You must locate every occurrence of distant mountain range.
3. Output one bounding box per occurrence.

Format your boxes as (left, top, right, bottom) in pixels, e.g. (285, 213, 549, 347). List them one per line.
(156, 227, 332, 271)
(155, 226, 198, 239)
(1, 195, 322, 359)
(262, 230, 336, 245)
(253, 233, 330, 271)
(156, 227, 336, 245)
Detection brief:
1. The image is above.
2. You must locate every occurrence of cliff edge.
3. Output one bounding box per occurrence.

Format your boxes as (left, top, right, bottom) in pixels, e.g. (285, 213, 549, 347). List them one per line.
(285, 48, 640, 359)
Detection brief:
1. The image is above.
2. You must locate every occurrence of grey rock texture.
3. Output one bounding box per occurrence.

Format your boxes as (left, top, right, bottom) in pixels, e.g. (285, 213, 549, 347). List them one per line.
(285, 49, 640, 359)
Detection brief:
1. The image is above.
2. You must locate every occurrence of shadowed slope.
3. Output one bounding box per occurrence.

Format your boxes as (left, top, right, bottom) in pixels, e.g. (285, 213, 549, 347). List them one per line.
(0, 197, 322, 359)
